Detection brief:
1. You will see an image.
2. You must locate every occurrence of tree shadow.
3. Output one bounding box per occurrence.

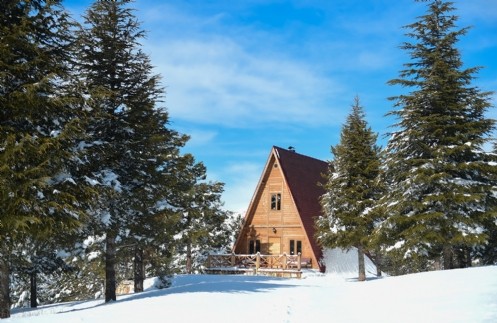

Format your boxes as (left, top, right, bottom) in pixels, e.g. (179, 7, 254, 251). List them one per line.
(55, 274, 305, 315)
(344, 275, 384, 282)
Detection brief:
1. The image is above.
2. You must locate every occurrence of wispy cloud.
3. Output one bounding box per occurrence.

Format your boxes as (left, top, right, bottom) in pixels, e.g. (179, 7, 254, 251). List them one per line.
(220, 161, 265, 214)
(180, 128, 218, 148)
(458, 0, 497, 24)
(130, 0, 496, 212)
(147, 37, 342, 127)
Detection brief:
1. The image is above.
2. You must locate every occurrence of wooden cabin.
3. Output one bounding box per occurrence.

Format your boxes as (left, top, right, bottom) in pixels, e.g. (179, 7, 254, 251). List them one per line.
(232, 146, 328, 272)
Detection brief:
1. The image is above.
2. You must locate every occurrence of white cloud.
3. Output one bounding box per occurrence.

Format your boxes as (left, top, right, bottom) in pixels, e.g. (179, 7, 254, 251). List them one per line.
(458, 0, 497, 24)
(147, 37, 341, 128)
(181, 128, 218, 148)
(220, 161, 264, 215)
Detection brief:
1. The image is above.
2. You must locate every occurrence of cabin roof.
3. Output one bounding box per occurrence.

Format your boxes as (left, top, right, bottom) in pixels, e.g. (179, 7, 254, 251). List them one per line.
(273, 146, 328, 263)
(233, 145, 329, 270)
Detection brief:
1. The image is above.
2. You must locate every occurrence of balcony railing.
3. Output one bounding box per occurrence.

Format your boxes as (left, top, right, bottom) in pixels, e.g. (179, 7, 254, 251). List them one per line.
(206, 252, 310, 278)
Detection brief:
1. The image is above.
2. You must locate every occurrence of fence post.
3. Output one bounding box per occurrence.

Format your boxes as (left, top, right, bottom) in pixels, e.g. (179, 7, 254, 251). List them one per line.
(231, 253, 235, 267)
(207, 255, 211, 268)
(297, 252, 302, 271)
(256, 252, 260, 274)
(283, 253, 287, 270)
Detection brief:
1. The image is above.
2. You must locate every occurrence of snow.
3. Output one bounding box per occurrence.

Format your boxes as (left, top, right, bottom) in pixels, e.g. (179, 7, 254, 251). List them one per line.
(84, 176, 99, 186)
(101, 169, 121, 192)
(6, 265, 497, 323)
(386, 240, 406, 251)
(322, 248, 378, 278)
(86, 251, 100, 261)
(100, 211, 111, 225)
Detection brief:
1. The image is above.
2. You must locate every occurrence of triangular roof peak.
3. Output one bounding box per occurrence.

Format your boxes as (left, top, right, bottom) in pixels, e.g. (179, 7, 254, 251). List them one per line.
(272, 145, 327, 165)
(234, 146, 328, 270)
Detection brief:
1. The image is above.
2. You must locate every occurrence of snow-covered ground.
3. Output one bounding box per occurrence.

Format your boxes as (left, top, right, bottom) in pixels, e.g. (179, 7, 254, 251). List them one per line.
(322, 247, 379, 278)
(6, 265, 497, 323)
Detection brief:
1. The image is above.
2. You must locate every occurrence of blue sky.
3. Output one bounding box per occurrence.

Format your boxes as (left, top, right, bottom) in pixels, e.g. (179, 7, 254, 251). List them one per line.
(64, 0, 497, 214)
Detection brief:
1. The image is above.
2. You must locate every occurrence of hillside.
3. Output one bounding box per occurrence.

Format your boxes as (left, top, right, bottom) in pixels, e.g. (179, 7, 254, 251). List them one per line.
(5, 265, 497, 323)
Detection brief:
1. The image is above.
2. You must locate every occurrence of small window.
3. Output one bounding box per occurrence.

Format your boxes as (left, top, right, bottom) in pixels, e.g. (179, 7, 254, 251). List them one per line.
(271, 193, 281, 210)
(249, 240, 260, 254)
(289, 240, 302, 255)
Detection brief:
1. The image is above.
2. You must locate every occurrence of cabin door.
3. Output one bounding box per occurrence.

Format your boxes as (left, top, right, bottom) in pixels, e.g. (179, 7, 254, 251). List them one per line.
(268, 237, 281, 255)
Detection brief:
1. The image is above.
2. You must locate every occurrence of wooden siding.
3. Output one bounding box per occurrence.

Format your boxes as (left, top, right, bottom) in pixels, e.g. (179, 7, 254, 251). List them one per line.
(234, 152, 318, 269)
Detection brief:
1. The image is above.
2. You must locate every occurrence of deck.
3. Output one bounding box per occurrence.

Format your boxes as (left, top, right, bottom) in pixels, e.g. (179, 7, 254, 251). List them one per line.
(205, 253, 311, 278)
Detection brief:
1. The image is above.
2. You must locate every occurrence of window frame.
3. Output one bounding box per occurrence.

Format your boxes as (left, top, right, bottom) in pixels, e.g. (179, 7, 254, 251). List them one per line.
(289, 239, 302, 255)
(249, 239, 261, 254)
(270, 192, 281, 211)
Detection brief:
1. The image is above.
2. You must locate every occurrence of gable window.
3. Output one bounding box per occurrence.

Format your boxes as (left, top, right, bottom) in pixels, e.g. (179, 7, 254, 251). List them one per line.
(289, 240, 302, 255)
(249, 239, 260, 254)
(271, 193, 281, 210)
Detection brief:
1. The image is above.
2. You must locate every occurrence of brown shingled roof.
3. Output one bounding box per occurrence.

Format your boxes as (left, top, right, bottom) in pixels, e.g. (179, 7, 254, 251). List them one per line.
(274, 146, 328, 268)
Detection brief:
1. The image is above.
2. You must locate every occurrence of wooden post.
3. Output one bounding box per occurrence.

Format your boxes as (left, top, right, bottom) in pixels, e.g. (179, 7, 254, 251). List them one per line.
(256, 252, 260, 274)
(283, 253, 287, 270)
(231, 253, 235, 267)
(297, 253, 301, 271)
(206, 255, 211, 268)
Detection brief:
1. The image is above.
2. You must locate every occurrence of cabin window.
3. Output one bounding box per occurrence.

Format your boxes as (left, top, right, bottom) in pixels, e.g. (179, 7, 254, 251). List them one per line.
(289, 240, 302, 255)
(271, 193, 281, 210)
(249, 239, 260, 254)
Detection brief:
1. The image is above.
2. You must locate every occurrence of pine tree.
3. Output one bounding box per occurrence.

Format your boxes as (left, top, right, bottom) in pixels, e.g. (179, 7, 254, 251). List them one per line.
(380, 0, 496, 272)
(171, 155, 232, 274)
(41, 235, 106, 303)
(0, 1, 90, 317)
(9, 238, 74, 308)
(472, 142, 497, 265)
(75, 0, 187, 301)
(316, 97, 381, 281)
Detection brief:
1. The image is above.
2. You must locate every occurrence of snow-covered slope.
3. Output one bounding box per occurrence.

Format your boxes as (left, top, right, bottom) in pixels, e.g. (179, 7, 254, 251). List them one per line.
(6, 266, 497, 323)
(322, 247, 378, 279)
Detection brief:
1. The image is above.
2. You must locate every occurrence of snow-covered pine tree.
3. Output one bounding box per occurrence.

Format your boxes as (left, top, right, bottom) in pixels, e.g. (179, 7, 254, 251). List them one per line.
(9, 238, 75, 309)
(316, 97, 382, 281)
(171, 155, 233, 274)
(0, 1, 92, 318)
(472, 142, 497, 265)
(75, 0, 188, 301)
(43, 235, 106, 303)
(380, 0, 496, 272)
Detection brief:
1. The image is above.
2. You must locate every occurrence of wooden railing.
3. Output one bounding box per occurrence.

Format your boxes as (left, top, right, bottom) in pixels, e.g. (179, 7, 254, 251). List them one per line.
(206, 252, 305, 272)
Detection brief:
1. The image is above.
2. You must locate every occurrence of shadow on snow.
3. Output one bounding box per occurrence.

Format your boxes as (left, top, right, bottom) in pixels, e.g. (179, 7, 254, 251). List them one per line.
(51, 274, 304, 315)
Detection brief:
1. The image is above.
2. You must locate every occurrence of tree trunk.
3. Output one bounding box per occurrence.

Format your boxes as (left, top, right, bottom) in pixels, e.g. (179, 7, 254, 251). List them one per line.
(134, 247, 144, 293)
(358, 245, 366, 282)
(443, 245, 453, 270)
(30, 272, 37, 308)
(375, 249, 382, 277)
(186, 242, 192, 274)
(454, 247, 464, 268)
(466, 248, 472, 267)
(456, 247, 472, 268)
(105, 230, 117, 302)
(0, 256, 10, 318)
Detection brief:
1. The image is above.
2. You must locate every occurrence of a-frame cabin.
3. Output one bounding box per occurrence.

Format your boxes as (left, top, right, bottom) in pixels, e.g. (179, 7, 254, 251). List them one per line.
(233, 146, 328, 271)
